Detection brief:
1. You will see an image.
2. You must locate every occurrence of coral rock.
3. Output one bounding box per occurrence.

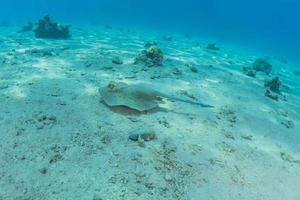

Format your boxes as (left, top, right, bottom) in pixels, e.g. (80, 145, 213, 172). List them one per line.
(265, 89, 278, 101)
(243, 67, 256, 77)
(253, 58, 272, 75)
(34, 15, 71, 39)
(112, 56, 123, 65)
(206, 43, 220, 51)
(264, 77, 281, 93)
(134, 45, 164, 66)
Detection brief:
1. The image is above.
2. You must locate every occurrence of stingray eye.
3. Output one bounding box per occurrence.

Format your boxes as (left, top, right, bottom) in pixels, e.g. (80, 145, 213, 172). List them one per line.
(107, 82, 117, 91)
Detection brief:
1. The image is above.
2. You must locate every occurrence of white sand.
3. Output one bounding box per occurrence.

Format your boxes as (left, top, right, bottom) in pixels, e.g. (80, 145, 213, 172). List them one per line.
(0, 26, 299, 200)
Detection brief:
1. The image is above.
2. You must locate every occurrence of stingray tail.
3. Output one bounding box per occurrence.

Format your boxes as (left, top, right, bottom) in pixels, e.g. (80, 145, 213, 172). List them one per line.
(196, 102, 214, 108)
(183, 100, 214, 108)
(168, 97, 214, 108)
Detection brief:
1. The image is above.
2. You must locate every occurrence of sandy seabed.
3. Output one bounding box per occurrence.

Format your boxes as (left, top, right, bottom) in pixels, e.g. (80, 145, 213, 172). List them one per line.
(0, 26, 300, 200)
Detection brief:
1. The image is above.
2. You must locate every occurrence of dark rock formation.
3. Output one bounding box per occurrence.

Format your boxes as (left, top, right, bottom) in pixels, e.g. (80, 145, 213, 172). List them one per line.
(253, 58, 272, 75)
(265, 89, 278, 101)
(189, 66, 198, 73)
(243, 67, 256, 77)
(112, 56, 123, 65)
(206, 43, 220, 51)
(264, 77, 281, 93)
(33, 15, 71, 39)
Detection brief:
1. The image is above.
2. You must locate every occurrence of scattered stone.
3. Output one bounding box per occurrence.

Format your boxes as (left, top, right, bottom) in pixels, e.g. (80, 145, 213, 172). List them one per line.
(190, 66, 198, 73)
(16, 128, 25, 136)
(38, 167, 48, 174)
(140, 132, 157, 141)
(224, 133, 235, 140)
(164, 173, 173, 182)
(93, 194, 103, 200)
(281, 120, 295, 129)
(112, 56, 123, 65)
(243, 67, 256, 77)
(158, 118, 171, 128)
(219, 142, 236, 154)
(280, 152, 300, 164)
(134, 45, 164, 66)
(34, 15, 71, 39)
(264, 77, 281, 93)
(185, 64, 198, 73)
(48, 144, 67, 164)
(26, 48, 56, 57)
(129, 133, 140, 141)
(253, 58, 272, 75)
(274, 109, 289, 117)
(34, 113, 57, 129)
(206, 43, 220, 51)
(241, 135, 253, 141)
(36, 123, 45, 130)
(173, 68, 183, 76)
(129, 131, 157, 142)
(49, 153, 63, 164)
(265, 89, 278, 101)
(217, 107, 237, 127)
(138, 140, 146, 148)
(101, 134, 112, 144)
(36, 114, 46, 122)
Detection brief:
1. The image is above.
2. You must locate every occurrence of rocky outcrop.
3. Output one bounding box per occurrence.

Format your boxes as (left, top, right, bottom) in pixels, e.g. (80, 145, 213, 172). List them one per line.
(34, 15, 71, 39)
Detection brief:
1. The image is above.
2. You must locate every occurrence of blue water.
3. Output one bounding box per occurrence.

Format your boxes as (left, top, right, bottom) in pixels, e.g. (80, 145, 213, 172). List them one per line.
(1, 1, 300, 199)
(1, 0, 299, 62)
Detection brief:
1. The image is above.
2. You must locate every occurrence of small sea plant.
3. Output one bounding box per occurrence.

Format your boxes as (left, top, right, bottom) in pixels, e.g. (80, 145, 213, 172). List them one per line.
(33, 15, 71, 39)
